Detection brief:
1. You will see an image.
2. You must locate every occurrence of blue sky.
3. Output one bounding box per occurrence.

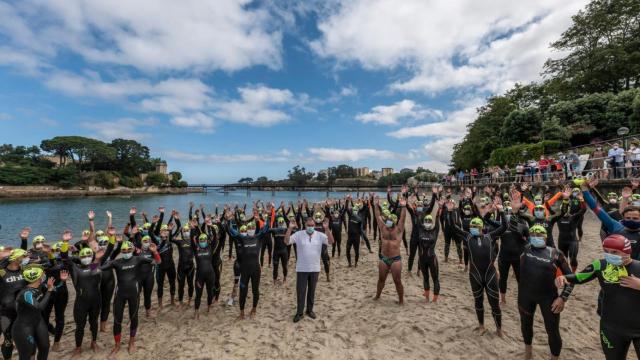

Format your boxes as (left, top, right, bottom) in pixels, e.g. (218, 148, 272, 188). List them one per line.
(0, 0, 588, 183)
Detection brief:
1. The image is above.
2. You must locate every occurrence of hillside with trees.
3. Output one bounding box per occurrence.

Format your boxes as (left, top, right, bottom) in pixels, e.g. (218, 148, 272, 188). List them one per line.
(0, 136, 186, 188)
(451, 0, 640, 171)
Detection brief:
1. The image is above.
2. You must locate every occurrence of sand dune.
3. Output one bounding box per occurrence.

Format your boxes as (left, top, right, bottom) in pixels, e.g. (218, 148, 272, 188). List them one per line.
(43, 212, 633, 359)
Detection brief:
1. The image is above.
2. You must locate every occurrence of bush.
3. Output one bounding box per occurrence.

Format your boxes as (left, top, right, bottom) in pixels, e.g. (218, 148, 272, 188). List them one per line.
(49, 166, 79, 188)
(0, 165, 50, 185)
(146, 172, 168, 187)
(120, 176, 144, 188)
(94, 171, 116, 189)
(488, 140, 565, 167)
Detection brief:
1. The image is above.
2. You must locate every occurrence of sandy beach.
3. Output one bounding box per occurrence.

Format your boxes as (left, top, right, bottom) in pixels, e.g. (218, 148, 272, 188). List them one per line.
(39, 212, 631, 359)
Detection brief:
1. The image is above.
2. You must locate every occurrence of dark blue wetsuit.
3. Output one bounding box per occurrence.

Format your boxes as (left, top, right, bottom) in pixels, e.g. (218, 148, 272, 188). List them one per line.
(12, 285, 51, 360)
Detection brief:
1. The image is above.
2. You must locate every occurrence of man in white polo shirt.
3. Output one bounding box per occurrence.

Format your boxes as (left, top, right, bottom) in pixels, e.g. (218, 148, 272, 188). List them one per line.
(285, 217, 334, 323)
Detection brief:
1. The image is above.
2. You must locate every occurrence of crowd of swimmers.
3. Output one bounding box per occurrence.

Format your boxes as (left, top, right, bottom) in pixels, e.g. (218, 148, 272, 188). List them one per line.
(1, 178, 640, 359)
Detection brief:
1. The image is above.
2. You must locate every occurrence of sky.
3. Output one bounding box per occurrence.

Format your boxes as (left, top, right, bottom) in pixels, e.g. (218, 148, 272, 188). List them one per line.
(0, 0, 589, 183)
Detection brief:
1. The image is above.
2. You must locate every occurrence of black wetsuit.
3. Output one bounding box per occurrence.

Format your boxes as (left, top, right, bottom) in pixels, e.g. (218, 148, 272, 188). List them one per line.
(441, 202, 462, 262)
(497, 216, 529, 295)
(407, 194, 436, 272)
(12, 286, 51, 360)
(415, 215, 440, 295)
(62, 251, 103, 348)
(155, 232, 176, 304)
(234, 224, 269, 311)
(0, 259, 26, 360)
(211, 223, 226, 301)
(556, 203, 586, 270)
(325, 206, 346, 258)
(449, 208, 506, 329)
(567, 259, 640, 360)
(260, 218, 273, 268)
(345, 203, 369, 267)
(271, 226, 289, 281)
(170, 220, 195, 303)
(518, 245, 574, 357)
(100, 254, 155, 342)
(192, 233, 217, 311)
(137, 246, 157, 311)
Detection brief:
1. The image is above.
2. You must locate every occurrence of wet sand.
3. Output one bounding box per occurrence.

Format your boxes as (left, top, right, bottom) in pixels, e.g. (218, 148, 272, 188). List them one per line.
(44, 212, 633, 359)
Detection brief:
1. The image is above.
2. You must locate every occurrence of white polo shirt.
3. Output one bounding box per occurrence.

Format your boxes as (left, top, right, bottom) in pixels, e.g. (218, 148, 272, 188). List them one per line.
(290, 230, 328, 273)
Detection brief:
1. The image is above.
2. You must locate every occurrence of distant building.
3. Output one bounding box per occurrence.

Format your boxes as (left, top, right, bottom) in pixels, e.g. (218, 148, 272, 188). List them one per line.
(355, 167, 370, 177)
(40, 155, 73, 168)
(381, 167, 394, 176)
(156, 161, 168, 175)
(371, 170, 382, 179)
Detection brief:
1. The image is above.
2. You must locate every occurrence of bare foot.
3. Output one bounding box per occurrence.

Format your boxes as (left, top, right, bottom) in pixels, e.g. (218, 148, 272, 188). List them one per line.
(524, 345, 533, 359)
(109, 344, 120, 358)
(207, 304, 211, 313)
(100, 321, 108, 332)
(70, 347, 82, 359)
(432, 294, 439, 303)
(128, 338, 136, 354)
(249, 308, 256, 319)
(170, 298, 175, 306)
(194, 310, 199, 320)
(90, 341, 99, 352)
(496, 328, 503, 338)
(52, 342, 61, 352)
(236, 312, 245, 321)
(500, 294, 506, 306)
(373, 295, 380, 301)
(473, 326, 487, 335)
(158, 299, 163, 309)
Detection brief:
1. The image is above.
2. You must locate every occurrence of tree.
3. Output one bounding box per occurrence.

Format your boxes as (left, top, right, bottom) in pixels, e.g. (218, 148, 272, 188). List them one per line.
(255, 176, 269, 184)
(146, 172, 168, 187)
(544, 0, 640, 95)
(541, 118, 570, 144)
(316, 172, 327, 182)
(334, 164, 355, 178)
(110, 139, 154, 176)
(40, 137, 74, 166)
(238, 177, 253, 183)
(499, 108, 543, 146)
(287, 165, 314, 187)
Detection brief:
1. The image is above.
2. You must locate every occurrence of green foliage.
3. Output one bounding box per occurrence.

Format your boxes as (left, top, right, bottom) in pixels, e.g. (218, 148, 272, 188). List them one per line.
(500, 108, 543, 146)
(541, 118, 570, 143)
(146, 172, 168, 187)
(120, 176, 144, 188)
(238, 177, 253, 183)
(0, 165, 49, 185)
(48, 166, 80, 188)
(94, 171, 117, 189)
(377, 170, 416, 186)
(488, 141, 565, 167)
(287, 165, 315, 187)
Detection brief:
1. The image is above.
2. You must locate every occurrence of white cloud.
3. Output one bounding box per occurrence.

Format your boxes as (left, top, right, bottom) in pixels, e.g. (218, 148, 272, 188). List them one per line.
(164, 150, 292, 163)
(308, 147, 400, 162)
(313, 0, 588, 95)
(170, 113, 215, 133)
(405, 160, 449, 174)
(387, 100, 482, 138)
(340, 85, 358, 97)
(82, 118, 157, 141)
(0, 0, 283, 73)
(356, 99, 441, 125)
(215, 85, 301, 126)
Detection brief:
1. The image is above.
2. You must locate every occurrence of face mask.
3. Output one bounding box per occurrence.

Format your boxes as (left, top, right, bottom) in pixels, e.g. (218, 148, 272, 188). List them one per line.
(199, 241, 208, 248)
(240, 232, 248, 237)
(633, 201, 640, 207)
(122, 252, 133, 260)
(142, 230, 149, 236)
(20, 258, 30, 266)
(572, 192, 579, 197)
(529, 236, 546, 248)
(278, 223, 286, 229)
(534, 211, 545, 219)
(80, 257, 93, 265)
(34, 243, 43, 250)
(417, 207, 424, 212)
(505, 214, 512, 223)
(604, 253, 623, 266)
(423, 222, 434, 230)
(463, 210, 471, 216)
(609, 199, 618, 204)
(142, 242, 150, 250)
(470, 228, 481, 236)
(247, 230, 256, 236)
(352, 207, 359, 212)
(182, 232, 190, 238)
(621, 219, 640, 230)
(534, 200, 542, 206)
(314, 219, 323, 224)
(385, 220, 394, 228)
(306, 227, 315, 235)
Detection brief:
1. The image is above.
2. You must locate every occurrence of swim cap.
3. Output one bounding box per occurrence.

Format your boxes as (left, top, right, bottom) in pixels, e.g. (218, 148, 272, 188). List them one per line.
(534, 205, 546, 211)
(120, 241, 133, 252)
(463, 204, 471, 210)
(198, 233, 208, 241)
(529, 225, 547, 235)
(143, 223, 152, 230)
(23, 266, 44, 283)
(182, 225, 190, 231)
(239, 225, 248, 232)
(572, 187, 580, 193)
(160, 224, 169, 231)
(632, 194, 640, 201)
(389, 214, 398, 223)
(423, 215, 433, 222)
(52, 242, 63, 251)
(470, 217, 484, 227)
(573, 178, 585, 186)
(602, 234, 631, 254)
(82, 230, 91, 236)
(32, 235, 45, 244)
(607, 192, 618, 198)
(534, 195, 542, 201)
(97, 235, 109, 243)
(79, 248, 94, 257)
(95, 230, 105, 237)
(9, 248, 27, 262)
(141, 235, 151, 242)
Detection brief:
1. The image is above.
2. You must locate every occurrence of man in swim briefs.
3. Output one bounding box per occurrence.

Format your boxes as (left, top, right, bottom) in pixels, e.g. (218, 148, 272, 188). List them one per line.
(373, 195, 407, 305)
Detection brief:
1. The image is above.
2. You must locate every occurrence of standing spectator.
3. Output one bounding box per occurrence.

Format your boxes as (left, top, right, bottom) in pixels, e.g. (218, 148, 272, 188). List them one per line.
(464, 170, 470, 184)
(457, 170, 464, 185)
(628, 143, 640, 177)
(502, 165, 511, 182)
(567, 150, 580, 179)
(608, 142, 625, 179)
(515, 163, 524, 182)
(538, 155, 549, 182)
(471, 168, 478, 184)
(591, 145, 606, 179)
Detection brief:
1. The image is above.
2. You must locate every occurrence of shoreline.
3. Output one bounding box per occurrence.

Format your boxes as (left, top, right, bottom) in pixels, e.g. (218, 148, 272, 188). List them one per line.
(0, 185, 203, 200)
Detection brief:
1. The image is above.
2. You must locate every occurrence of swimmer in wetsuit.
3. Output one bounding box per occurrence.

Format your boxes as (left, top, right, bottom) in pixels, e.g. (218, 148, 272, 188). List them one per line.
(0, 233, 29, 360)
(557, 234, 640, 360)
(415, 202, 443, 303)
(373, 193, 407, 305)
(518, 225, 573, 360)
(446, 199, 506, 336)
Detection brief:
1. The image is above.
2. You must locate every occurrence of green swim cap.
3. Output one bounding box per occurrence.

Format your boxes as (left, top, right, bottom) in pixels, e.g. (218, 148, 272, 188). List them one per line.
(529, 225, 547, 235)
(95, 230, 105, 237)
(120, 241, 133, 252)
(32, 235, 45, 244)
(198, 233, 208, 241)
(79, 248, 94, 257)
(23, 266, 44, 283)
(470, 217, 484, 227)
(141, 235, 151, 242)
